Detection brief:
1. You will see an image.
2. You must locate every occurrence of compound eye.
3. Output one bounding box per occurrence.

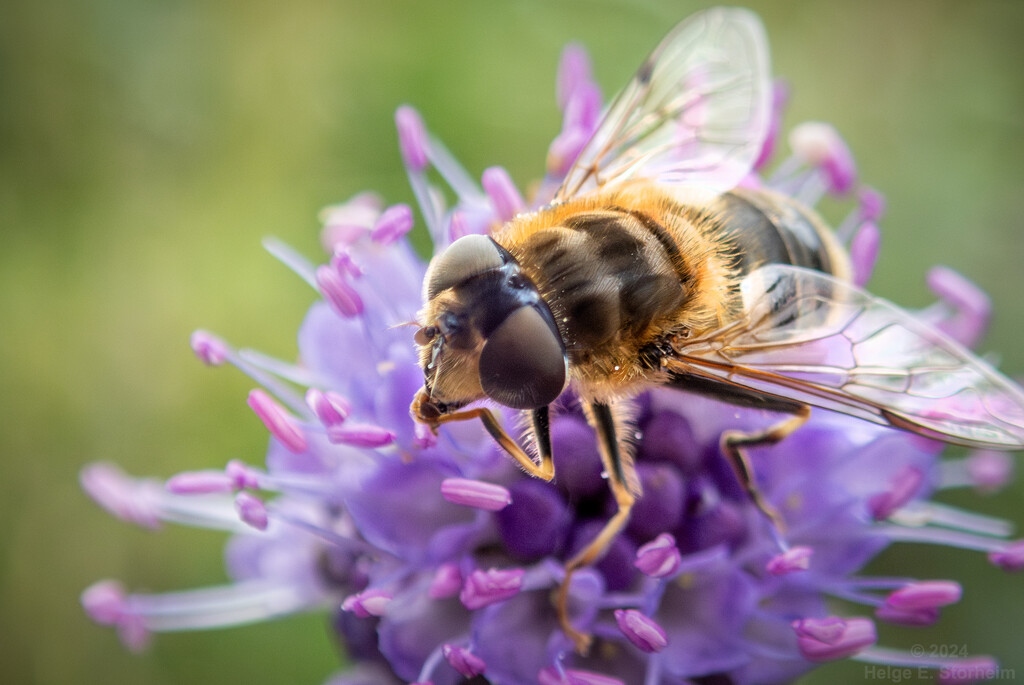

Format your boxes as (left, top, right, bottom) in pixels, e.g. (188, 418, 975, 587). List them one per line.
(479, 306, 567, 410)
(423, 234, 504, 301)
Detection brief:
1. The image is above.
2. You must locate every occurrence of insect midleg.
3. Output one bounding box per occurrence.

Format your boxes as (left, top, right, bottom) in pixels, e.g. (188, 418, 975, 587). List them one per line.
(719, 404, 811, 532)
(661, 361, 811, 531)
(557, 401, 637, 655)
(428, 406, 555, 480)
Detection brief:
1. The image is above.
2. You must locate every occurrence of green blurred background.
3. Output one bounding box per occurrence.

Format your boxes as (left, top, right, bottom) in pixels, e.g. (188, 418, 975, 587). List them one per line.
(2, 0, 1023, 683)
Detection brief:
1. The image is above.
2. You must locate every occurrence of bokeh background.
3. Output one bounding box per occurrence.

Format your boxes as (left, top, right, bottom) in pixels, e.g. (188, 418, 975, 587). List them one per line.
(3, 0, 1023, 683)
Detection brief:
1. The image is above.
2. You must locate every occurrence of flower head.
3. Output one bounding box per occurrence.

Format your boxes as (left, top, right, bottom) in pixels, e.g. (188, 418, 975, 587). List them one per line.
(82, 36, 1020, 685)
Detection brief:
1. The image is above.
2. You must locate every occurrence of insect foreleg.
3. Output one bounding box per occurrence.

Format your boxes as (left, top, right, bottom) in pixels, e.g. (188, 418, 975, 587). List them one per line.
(557, 401, 638, 655)
(719, 404, 811, 532)
(423, 405, 555, 481)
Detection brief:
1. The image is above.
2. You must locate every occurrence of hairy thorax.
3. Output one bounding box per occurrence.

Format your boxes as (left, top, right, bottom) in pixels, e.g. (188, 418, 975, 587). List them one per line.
(492, 184, 739, 402)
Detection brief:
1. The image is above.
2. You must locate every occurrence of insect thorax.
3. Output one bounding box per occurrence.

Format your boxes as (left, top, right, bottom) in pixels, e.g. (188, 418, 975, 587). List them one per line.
(493, 186, 738, 395)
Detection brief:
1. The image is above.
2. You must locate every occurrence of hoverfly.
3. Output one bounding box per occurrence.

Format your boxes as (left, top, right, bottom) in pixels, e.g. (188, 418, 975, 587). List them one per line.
(409, 7, 1024, 652)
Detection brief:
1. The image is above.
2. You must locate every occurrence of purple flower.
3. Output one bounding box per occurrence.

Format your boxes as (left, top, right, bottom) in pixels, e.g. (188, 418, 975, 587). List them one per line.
(81, 34, 1021, 685)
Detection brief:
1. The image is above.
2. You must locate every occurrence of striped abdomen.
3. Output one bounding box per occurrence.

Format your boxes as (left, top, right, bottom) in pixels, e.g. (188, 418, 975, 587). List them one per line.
(709, 187, 850, 281)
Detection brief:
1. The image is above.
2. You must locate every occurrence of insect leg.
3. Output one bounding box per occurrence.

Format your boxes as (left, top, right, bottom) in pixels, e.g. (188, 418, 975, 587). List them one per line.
(719, 404, 811, 531)
(419, 404, 555, 481)
(557, 401, 637, 655)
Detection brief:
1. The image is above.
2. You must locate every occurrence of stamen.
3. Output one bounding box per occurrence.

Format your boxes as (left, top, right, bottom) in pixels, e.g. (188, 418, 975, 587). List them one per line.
(792, 616, 877, 662)
(330, 250, 363, 279)
(613, 609, 668, 653)
(885, 580, 961, 609)
(342, 589, 393, 618)
(190, 330, 229, 366)
(988, 539, 1024, 571)
(442, 644, 486, 678)
(315, 264, 364, 318)
(547, 127, 591, 176)
(634, 533, 682, 578)
(788, 121, 856, 194)
(371, 204, 414, 245)
(225, 460, 261, 490)
(394, 105, 447, 246)
(857, 186, 886, 222)
(556, 43, 591, 110)
(325, 422, 395, 448)
(924, 266, 991, 349)
(966, 450, 1014, 493)
(481, 166, 525, 222)
(563, 81, 601, 132)
(395, 106, 429, 172)
(553, 44, 601, 188)
(868, 466, 924, 520)
(234, 492, 268, 530)
(82, 580, 129, 625)
(305, 388, 351, 428)
(428, 563, 463, 599)
(766, 546, 813, 575)
(166, 470, 234, 495)
(850, 222, 880, 287)
(440, 478, 512, 511)
(753, 81, 790, 171)
(81, 463, 164, 529)
(447, 209, 470, 242)
(317, 192, 381, 252)
(81, 581, 151, 651)
(459, 568, 525, 609)
(247, 389, 308, 454)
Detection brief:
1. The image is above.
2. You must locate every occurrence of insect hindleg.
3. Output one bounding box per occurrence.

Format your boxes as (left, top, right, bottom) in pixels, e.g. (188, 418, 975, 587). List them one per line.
(719, 404, 811, 531)
(557, 401, 637, 655)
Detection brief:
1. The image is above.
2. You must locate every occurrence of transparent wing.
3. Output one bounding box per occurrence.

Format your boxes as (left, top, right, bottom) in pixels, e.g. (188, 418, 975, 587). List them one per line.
(671, 265, 1024, 449)
(554, 7, 771, 202)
